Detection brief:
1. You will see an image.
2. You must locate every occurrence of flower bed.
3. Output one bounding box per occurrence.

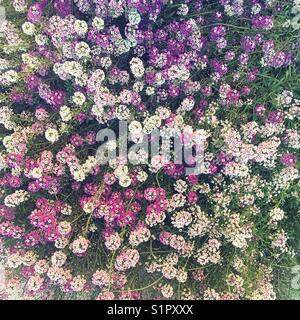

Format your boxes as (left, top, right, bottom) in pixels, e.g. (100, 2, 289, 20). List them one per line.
(0, 0, 299, 300)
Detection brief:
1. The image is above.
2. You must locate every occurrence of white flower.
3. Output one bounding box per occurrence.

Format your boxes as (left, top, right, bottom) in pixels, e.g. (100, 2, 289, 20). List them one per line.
(269, 208, 285, 223)
(83, 202, 95, 214)
(45, 128, 59, 143)
(150, 155, 167, 171)
(143, 115, 161, 133)
(72, 168, 86, 182)
(60, 106, 72, 122)
(177, 4, 189, 16)
(22, 22, 35, 35)
(174, 179, 188, 193)
(92, 17, 105, 30)
(75, 42, 91, 59)
(72, 92, 86, 106)
(82, 156, 98, 173)
(4, 190, 29, 208)
(21, 53, 39, 69)
(75, 73, 88, 86)
(119, 175, 132, 188)
(91, 104, 104, 117)
(0, 58, 9, 71)
(145, 86, 155, 96)
(89, 69, 105, 85)
(133, 81, 144, 92)
(130, 57, 145, 78)
(193, 129, 210, 148)
(31, 167, 43, 179)
(168, 65, 190, 81)
(51, 251, 67, 267)
(35, 34, 48, 45)
(115, 105, 130, 120)
(12, 0, 27, 12)
(59, 122, 69, 133)
(74, 20, 88, 36)
(114, 165, 129, 178)
(129, 121, 143, 134)
(128, 9, 141, 25)
(27, 275, 44, 292)
(1, 70, 19, 84)
(100, 56, 112, 68)
(65, 61, 83, 78)
(61, 205, 72, 216)
(155, 106, 171, 120)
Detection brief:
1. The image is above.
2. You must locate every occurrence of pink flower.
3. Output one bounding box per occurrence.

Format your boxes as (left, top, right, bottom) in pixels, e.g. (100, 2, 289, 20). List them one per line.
(281, 153, 297, 167)
(188, 191, 199, 204)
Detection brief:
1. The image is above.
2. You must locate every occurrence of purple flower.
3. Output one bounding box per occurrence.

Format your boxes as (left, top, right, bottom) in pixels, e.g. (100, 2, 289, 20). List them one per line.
(49, 90, 66, 110)
(281, 153, 297, 167)
(267, 110, 283, 123)
(26, 74, 40, 91)
(27, 1, 47, 24)
(208, 162, 219, 174)
(255, 104, 266, 117)
(210, 25, 226, 41)
(225, 51, 235, 61)
(188, 191, 198, 204)
(226, 89, 240, 105)
(53, 0, 72, 18)
(241, 36, 256, 53)
(252, 15, 273, 29)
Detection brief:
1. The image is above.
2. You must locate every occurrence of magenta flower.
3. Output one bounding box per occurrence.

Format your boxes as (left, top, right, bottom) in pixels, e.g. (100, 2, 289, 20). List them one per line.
(281, 153, 297, 167)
